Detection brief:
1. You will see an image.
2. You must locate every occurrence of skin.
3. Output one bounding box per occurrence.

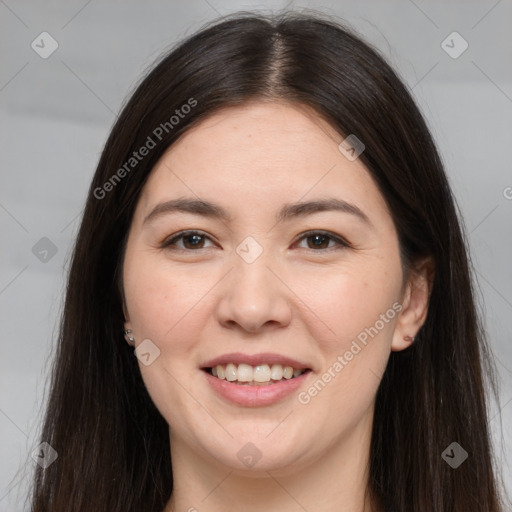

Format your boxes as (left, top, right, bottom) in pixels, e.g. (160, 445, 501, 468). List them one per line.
(122, 101, 432, 512)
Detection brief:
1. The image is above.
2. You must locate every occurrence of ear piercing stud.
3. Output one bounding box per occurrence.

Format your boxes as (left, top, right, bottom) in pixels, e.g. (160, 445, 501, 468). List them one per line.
(124, 329, 414, 345)
(124, 329, 135, 346)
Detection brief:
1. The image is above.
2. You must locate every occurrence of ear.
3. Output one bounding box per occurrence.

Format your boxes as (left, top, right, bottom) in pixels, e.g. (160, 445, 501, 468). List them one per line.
(122, 301, 133, 340)
(122, 301, 130, 324)
(123, 314, 131, 336)
(122, 299, 134, 346)
(120, 281, 130, 323)
(391, 256, 434, 352)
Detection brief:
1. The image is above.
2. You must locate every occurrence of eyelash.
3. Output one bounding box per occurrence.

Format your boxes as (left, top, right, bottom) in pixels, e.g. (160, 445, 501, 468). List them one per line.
(159, 230, 350, 253)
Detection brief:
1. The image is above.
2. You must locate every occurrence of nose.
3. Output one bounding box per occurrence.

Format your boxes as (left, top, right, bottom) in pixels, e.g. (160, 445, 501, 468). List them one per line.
(215, 252, 292, 334)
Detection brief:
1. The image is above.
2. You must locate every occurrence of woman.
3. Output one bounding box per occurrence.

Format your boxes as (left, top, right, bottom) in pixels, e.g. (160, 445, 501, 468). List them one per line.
(29, 10, 506, 512)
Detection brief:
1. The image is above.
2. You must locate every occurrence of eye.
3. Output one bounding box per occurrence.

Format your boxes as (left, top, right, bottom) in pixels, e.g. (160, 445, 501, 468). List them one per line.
(160, 230, 216, 251)
(294, 230, 350, 251)
(160, 229, 350, 252)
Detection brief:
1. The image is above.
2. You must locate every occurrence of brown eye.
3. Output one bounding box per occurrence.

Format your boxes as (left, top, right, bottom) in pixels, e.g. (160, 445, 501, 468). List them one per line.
(160, 231, 215, 251)
(160, 230, 349, 253)
(295, 231, 349, 251)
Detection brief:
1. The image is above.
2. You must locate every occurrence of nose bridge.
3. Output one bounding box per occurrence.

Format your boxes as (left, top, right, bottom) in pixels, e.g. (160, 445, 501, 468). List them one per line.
(215, 234, 292, 332)
(234, 236, 275, 291)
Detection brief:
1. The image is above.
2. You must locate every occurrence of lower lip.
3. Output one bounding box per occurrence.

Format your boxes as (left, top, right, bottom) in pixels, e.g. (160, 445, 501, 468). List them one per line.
(202, 369, 312, 407)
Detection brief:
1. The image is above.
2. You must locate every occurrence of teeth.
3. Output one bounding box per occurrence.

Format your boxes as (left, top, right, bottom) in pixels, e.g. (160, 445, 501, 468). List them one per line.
(254, 364, 271, 382)
(208, 363, 307, 384)
(270, 364, 283, 380)
(225, 363, 237, 382)
(237, 363, 253, 382)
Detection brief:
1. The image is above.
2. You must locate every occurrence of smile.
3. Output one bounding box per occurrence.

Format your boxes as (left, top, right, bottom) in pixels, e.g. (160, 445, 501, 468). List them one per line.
(204, 363, 310, 385)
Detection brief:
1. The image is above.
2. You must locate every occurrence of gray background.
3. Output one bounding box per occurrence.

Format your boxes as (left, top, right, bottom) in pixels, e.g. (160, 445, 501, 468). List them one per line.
(1, 0, 511, 509)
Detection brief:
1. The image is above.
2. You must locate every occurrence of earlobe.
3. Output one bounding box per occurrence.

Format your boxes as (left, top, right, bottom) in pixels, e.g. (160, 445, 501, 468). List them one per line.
(122, 296, 134, 346)
(123, 299, 134, 346)
(391, 257, 434, 352)
(123, 327, 135, 346)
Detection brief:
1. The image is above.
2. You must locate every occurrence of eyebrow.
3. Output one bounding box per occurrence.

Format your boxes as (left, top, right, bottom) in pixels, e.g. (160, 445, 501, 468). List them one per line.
(143, 197, 372, 227)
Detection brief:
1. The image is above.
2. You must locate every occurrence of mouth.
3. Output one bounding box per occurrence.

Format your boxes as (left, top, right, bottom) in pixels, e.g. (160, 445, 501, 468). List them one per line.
(202, 364, 312, 386)
(199, 352, 314, 406)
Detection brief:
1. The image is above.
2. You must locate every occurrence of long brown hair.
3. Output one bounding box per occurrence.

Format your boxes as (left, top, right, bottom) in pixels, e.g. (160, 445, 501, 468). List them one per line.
(28, 10, 506, 511)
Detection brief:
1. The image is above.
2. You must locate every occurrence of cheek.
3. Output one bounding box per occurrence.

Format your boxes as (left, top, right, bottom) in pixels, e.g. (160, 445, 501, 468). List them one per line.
(123, 248, 211, 347)
(123, 252, 210, 425)
(294, 270, 399, 433)
(293, 257, 402, 347)
(292, 258, 401, 401)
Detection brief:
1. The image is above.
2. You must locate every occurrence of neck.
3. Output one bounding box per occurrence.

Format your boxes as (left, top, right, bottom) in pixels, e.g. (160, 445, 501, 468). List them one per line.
(163, 410, 377, 512)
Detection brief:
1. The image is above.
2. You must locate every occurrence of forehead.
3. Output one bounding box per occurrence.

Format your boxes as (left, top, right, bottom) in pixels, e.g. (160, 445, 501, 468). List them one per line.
(137, 101, 390, 224)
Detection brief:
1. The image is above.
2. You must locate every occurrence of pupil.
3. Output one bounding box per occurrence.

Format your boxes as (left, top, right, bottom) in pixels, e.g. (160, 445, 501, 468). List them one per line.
(310, 234, 327, 249)
(186, 234, 203, 248)
(182, 234, 329, 250)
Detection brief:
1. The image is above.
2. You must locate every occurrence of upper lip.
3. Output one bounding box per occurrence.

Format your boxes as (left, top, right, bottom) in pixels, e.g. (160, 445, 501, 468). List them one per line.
(201, 352, 311, 370)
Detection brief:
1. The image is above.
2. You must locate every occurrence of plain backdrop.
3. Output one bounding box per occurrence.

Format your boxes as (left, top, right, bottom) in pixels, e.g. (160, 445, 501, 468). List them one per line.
(1, 0, 511, 509)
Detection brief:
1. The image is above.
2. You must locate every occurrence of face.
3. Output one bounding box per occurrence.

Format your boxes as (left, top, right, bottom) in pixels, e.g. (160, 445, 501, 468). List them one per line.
(122, 101, 418, 476)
